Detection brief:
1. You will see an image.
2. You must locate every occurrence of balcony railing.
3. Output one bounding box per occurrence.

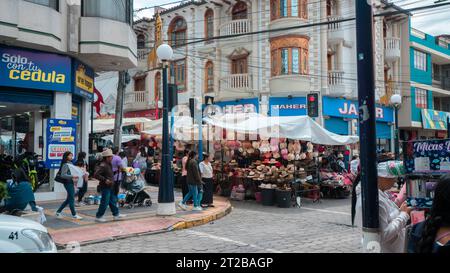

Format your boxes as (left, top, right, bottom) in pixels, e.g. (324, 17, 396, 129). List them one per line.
(327, 15, 344, 44)
(124, 91, 152, 111)
(411, 28, 426, 39)
(137, 49, 149, 61)
(384, 37, 401, 62)
(219, 19, 251, 36)
(328, 70, 346, 96)
(220, 74, 252, 90)
(327, 15, 342, 31)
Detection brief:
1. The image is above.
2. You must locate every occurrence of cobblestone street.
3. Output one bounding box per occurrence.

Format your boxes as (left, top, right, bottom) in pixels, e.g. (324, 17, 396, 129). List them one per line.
(71, 198, 363, 253)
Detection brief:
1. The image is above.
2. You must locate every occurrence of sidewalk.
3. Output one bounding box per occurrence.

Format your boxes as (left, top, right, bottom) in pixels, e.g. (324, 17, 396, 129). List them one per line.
(37, 185, 232, 248)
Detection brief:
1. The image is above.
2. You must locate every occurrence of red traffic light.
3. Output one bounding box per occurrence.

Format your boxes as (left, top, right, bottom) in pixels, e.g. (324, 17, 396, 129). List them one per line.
(308, 96, 315, 102)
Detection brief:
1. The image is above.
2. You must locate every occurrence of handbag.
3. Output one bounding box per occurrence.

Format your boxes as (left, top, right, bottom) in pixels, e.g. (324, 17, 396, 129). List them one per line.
(54, 171, 70, 184)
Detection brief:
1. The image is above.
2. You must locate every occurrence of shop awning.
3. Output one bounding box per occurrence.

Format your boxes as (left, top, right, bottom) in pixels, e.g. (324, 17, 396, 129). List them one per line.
(421, 109, 449, 130)
(92, 118, 154, 133)
(203, 113, 359, 145)
(101, 134, 141, 143)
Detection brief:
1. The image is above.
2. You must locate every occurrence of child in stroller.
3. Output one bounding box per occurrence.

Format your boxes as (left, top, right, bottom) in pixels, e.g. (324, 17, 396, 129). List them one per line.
(119, 168, 152, 209)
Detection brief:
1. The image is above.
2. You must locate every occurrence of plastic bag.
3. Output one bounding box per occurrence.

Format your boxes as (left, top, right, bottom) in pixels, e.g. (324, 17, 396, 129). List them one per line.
(36, 206, 47, 224)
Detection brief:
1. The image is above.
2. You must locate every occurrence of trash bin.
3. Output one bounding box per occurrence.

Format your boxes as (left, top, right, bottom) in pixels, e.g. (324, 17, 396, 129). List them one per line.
(276, 189, 291, 208)
(261, 188, 275, 206)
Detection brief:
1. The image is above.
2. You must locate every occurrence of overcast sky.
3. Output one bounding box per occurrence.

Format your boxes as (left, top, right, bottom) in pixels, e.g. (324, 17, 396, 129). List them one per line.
(133, 0, 450, 36)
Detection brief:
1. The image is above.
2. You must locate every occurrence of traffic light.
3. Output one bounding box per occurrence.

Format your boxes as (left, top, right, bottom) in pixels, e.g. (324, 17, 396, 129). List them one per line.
(189, 98, 195, 119)
(307, 93, 319, 118)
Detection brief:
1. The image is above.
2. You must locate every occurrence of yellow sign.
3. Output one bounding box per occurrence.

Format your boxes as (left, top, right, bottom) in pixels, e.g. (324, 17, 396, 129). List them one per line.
(72, 106, 78, 117)
(61, 136, 75, 142)
(75, 65, 94, 93)
(50, 126, 62, 132)
(58, 120, 67, 125)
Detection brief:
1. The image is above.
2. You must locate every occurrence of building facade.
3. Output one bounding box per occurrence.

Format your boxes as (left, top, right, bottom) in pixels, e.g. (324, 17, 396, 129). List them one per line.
(125, 0, 409, 151)
(398, 27, 450, 140)
(0, 0, 137, 200)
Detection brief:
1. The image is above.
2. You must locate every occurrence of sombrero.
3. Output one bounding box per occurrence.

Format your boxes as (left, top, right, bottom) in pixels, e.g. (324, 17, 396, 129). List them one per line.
(269, 158, 278, 164)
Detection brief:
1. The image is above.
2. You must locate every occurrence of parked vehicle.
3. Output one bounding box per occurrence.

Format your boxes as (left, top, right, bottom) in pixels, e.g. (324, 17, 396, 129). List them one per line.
(0, 215, 57, 253)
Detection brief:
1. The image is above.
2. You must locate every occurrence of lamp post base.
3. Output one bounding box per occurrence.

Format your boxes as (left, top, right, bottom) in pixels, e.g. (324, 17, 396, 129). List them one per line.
(156, 202, 176, 216)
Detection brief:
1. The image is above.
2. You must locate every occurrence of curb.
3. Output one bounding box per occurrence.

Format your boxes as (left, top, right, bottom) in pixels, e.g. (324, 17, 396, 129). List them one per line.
(56, 201, 233, 251)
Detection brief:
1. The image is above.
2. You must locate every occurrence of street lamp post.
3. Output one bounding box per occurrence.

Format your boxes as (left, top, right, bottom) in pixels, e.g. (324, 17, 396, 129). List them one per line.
(156, 44, 176, 216)
(390, 94, 402, 160)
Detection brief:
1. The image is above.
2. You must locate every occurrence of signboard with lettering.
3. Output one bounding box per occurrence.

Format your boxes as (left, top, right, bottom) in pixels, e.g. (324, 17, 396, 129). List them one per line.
(323, 97, 394, 123)
(268, 97, 306, 116)
(404, 139, 450, 174)
(72, 60, 94, 101)
(0, 45, 71, 92)
(46, 119, 76, 169)
(210, 98, 259, 114)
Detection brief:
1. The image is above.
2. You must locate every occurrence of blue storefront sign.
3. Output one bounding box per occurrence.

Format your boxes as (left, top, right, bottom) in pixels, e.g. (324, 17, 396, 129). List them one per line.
(269, 97, 306, 116)
(404, 139, 450, 174)
(212, 98, 259, 114)
(72, 59, 94, 101)
(0, 45, 71, 92)
(323, 97, 394, 122)
(46, 119, 77, 169)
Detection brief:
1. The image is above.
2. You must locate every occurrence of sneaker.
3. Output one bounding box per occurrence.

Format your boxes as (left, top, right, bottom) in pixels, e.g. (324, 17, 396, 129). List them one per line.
(192, 206, 203, 211)
(55, 212, 63, 218)
(177, 201, 188, 211)
(95, 217, 107, 223)
(113, 214, 127, 221)
(72, 214, 83, 220)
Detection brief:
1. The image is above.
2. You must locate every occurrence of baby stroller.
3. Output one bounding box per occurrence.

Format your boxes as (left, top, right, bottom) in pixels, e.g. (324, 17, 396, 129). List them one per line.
(119, 168, 152, 209)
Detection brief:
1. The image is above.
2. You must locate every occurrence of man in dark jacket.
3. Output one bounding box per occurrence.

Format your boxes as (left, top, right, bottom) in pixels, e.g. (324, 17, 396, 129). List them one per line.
(94, 149, 126, 222)
(178, 151, 203, 211)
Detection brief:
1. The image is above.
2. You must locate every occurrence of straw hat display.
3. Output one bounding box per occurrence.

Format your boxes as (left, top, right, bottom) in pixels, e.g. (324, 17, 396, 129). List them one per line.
(287, 153, 295, 161)
(273, 151, 281, 159)
(280, 142, 287, 149)
(293, 141, 302, 154)
(259, 140, 271, 153)
(255, 160, 262, 165)
(271, 144, 279, 153)
(287, 164, 295, 174)
(256, 165, 265, 171)
(229, 160, 238, 166)
(263, 152, 272, 159)
(269, 158, 278, 164)
(288, 143, 294, 153)
(307, 142, 314, 153)
(270, 138, 279, 146)
(252, 141, 260, 149)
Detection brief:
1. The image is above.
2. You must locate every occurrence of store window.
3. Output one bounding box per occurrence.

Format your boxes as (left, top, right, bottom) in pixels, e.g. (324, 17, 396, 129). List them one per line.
(155, 72, 161, 101)
(137, 34, 146, 49)
(270, 35, 309, 76)
(170, 60, 186, 92)
(205, 9, 214, 42)
(415, 88, 428, 109)
(24, 0, 59, 10)
(205, 61, 214, 92)
(232, 2, 248, 20)
(82, 0, 133, 25)
(270, 0, 308, 20)
(169, 17, 187, 48)
(414, 50, 427, 71)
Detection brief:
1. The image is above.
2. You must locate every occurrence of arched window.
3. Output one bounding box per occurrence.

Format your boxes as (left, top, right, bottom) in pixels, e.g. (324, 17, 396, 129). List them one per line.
(154, 72, 161, 102)
(169, 17, 187, 48)
(137, 34, 145, 49)
(232, 1, 248, 20)
(205, 9, 214, 42)
(205, 61, 214, 92)
(270, 0, 308, 20)
(270, 35, 309, 76)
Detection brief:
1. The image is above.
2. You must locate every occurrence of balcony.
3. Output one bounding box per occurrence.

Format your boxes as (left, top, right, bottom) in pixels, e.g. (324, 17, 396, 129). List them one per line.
(220, 74, 252, 90)
(328, 70, 346, 97)
(385, 37, 401, 62)
(327, 15, 344, 45)
(124, 91, 153, 112)
(219, 19, 251, 37)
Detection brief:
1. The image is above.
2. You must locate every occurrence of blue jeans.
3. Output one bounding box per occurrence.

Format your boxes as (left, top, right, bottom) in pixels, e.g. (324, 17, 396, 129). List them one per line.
(182, 184, 203, 207)
(96, 187, 119, 218)
(57, 182, 77, 216)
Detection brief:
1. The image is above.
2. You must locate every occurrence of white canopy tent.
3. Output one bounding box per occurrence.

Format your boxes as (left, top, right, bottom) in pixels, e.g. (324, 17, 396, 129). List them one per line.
(203, 113, 359, 145)
(92, 118, 154, 133)
(101, 134, 141, 144)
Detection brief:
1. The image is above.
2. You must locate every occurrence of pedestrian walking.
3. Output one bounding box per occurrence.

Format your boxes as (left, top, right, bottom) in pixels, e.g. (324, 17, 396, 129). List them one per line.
(94, 149, 126, 222)
(181, 150, 189, 198)
(112, 147, 126, 195)
(200, 153, 214, 208)
(177, 151, 203, 211)
(408, 176, 450, 253)
(75, 152, 89, 207)
(55, 151, 83, 220)
(119, 151, 128, 168)
(349, 154, 360, 175)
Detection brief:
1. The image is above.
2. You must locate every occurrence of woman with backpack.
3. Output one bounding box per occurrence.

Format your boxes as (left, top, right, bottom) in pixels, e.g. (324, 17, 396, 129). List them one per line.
(55, 151, 83, 220)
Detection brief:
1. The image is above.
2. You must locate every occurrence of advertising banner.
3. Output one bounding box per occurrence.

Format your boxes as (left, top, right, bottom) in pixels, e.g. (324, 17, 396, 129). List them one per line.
(72, 59, 94, 101)
(0, 45, 71, 92)
(46, 119, 76, 169)
(404, 138, 450, 174)
(206, 98, 259, 114)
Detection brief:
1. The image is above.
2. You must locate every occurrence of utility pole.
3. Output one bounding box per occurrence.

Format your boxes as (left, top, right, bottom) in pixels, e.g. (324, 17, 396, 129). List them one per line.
(114, 71, 127, 150)
(355, 1, 380, 252)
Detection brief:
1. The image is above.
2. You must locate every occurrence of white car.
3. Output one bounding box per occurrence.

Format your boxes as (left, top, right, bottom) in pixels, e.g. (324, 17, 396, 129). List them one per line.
(0, 215, 57, 253)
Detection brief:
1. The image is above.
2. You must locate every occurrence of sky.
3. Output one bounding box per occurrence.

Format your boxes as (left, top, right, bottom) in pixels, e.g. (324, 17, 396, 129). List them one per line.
(133, 0, 450, 36)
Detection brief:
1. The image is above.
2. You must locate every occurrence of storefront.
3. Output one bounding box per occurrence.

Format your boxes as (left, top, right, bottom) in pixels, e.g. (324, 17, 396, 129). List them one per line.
(213, 98, 259, 114)
(322, 97, 394, 151)
(0, 45, 93, 197)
